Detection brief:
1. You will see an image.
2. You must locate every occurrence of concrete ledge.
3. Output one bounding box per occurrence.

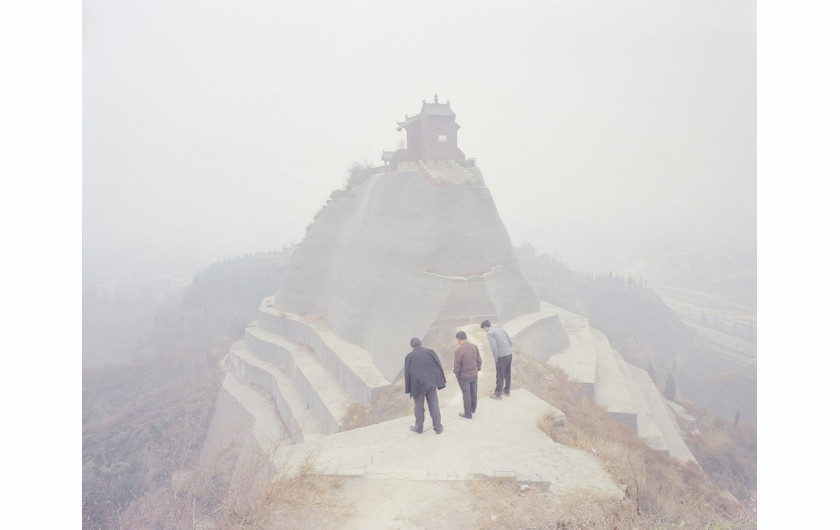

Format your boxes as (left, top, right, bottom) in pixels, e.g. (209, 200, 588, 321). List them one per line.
(243, 322, 294, 372)
(431, 274, 499, 321)
(592, 330, 637, 434)
(508, 313, 570, 360)
(257, 299, 390, 407)
(504, 301, 558, 336)
(218, 371, 289, 450)
(267, 389, 623, 499)
(414, 160, 483, 187)
(227, 341, 328, 440)
(243, 326, 353, 434)
(614, 353, 669, 455)
(627, 364, 698, 465)
(548, 307, 597, 398)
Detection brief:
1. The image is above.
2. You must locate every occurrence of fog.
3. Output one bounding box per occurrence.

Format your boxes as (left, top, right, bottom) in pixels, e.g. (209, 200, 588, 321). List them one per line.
(83, 0, 755, 278)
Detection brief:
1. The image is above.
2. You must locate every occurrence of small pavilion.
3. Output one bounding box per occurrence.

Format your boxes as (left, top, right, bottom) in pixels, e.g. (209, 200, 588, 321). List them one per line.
(387, 95, 468, 169)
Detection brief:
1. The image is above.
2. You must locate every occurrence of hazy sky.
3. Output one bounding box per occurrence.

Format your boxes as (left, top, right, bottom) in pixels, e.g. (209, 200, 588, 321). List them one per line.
(83, 0, 756, 276)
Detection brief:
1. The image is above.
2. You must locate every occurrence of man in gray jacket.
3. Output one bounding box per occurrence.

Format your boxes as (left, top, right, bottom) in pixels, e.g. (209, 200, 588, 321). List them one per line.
(481, 320, 513, 399)
(404, 337, 446, 434)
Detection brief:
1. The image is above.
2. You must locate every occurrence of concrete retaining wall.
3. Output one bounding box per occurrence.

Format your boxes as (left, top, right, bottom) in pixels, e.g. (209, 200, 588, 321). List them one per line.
(257, 304, 389, 407)
(226, 344, 312, 441)
(242, 329, 343, 434)
(511, 314, 570, 359)
(593, 331, 638, 435)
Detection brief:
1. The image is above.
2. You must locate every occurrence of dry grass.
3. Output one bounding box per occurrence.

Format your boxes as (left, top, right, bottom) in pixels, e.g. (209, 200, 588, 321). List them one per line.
(681, 401, 757, 504)
(243, 453, 351, 529)
(129, 446, 350, 529)
(469, 477, 624, 530)
(339, 325, 459, 431)
(513, 349, 757, 529)
(469, 477, 563, 529)
(342, 382, 412, 430)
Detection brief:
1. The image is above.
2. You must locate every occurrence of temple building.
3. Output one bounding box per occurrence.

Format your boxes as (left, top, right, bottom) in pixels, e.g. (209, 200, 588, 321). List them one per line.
(387, 95, 471, 169)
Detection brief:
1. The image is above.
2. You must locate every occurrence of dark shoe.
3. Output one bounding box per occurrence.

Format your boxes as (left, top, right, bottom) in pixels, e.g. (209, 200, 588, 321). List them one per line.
(435, 427, 443, 434)
(489, 393, 502, 400)
(503, 392, 510, 397)
(459, 412, 472, 419)
(410, 425, 422, 433)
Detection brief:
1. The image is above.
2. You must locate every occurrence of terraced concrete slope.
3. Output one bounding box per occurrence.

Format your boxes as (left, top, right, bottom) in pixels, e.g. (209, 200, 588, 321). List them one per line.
(221, 155, 698, 466)
(272, 161, 541, 381)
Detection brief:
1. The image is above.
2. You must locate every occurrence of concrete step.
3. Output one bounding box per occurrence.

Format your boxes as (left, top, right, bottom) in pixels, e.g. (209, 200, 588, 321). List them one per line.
(243, 324, 354, 435)
(226, 340, 325, 442)
(256, 299, 391, 407)
(626, 364, 698, 465)
(592, 329, 637, 434)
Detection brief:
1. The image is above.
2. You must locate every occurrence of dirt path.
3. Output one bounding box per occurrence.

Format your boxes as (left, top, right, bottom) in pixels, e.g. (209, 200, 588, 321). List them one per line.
(333, 478, 479, 529)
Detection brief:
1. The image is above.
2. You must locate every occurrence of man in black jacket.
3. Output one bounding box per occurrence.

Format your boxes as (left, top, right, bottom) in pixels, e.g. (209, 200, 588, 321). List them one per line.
(404, 337, 446, 434)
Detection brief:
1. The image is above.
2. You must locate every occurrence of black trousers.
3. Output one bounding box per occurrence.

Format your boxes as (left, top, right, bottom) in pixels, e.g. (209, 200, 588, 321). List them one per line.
(494, 354, 512, 396)
(413, 387, 442, 433)
(457, 377, 478, 417)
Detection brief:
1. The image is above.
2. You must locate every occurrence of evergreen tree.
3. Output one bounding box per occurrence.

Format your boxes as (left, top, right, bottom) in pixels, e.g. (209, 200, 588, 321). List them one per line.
(665, 372, 677, 401)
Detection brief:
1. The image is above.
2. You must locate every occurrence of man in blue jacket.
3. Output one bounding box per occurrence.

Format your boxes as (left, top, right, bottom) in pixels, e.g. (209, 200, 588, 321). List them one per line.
(481, 320, 513, 399)
(404, 337, 446, 434)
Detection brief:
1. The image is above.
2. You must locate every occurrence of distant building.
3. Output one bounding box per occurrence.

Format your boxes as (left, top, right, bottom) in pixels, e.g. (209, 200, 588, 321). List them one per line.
(389, 95, 470, 169)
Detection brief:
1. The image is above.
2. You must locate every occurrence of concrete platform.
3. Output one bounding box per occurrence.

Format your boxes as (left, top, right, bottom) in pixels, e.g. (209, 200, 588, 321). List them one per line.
(269, 388, 623, 498)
